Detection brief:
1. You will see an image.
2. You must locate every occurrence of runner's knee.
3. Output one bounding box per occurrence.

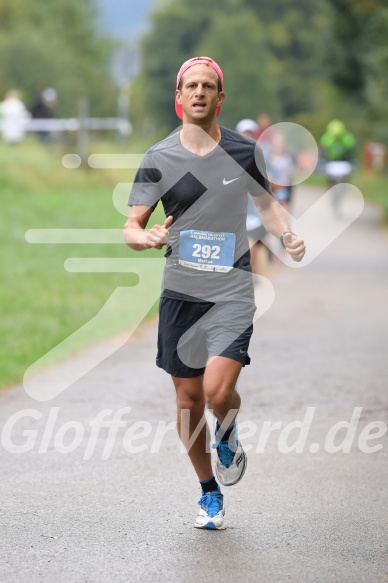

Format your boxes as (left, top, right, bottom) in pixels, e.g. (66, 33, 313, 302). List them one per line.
(174, 379, 205, 412)
(204, 382, 236, 412)
(177, 392, 205, 413)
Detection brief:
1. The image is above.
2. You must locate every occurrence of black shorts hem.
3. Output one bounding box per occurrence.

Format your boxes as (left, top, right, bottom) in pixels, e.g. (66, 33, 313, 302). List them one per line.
(156, 359, 205, 378)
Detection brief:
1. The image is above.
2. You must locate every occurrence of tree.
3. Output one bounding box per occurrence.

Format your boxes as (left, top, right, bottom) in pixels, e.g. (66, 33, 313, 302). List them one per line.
(197, 11, 280, 129)
(322, 0, 388, 140)
(0, 0, 117, 116)
(131, 0, 387, 144)
(363, 6, 388, 140)
(242, 0, 330, 117)
(324, 0, 371, 102)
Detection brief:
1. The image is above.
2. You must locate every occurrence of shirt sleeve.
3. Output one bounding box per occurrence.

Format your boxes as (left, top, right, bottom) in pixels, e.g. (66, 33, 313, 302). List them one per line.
(128, 150, 163, 209)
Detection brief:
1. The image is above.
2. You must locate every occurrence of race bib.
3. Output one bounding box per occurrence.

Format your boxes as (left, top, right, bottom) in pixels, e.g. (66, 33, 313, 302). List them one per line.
(178, 230, 236, 272)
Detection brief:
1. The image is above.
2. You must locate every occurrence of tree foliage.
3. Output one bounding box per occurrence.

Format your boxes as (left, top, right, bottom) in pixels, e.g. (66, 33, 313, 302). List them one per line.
(196, 11, 280, 128)
(0, 0, 117, 116)
(364, 6, 388, 140)
(322, 0, 388, 140)
(324, 0, 372, 100)
(243, 0, 328, 117)
(131, 0, 388, 144)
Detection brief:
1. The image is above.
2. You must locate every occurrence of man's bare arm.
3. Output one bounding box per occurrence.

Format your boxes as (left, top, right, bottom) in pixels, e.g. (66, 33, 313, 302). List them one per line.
(253, 187, 306, 262)
(123, 205, 173, 251)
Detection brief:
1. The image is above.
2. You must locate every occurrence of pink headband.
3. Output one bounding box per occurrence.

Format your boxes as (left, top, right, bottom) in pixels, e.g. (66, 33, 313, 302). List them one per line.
(175, 56, 224, 120)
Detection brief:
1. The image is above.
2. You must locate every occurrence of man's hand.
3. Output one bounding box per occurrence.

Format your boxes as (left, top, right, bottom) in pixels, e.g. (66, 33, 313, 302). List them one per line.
(147, 215, 173, 249)
(282, 232, 306, 262)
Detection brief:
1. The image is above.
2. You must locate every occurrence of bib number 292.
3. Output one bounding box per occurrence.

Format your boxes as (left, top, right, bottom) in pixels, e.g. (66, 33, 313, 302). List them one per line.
(178, 229, 235, 272)
(192, 244, 220, 260)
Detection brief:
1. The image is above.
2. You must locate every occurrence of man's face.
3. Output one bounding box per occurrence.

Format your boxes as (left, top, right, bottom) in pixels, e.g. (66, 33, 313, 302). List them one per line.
(176, 64, 224, 123)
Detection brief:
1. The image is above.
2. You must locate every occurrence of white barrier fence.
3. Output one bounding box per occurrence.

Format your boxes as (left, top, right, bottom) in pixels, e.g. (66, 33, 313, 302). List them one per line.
(0, 117, 132, 135)
(0, 116, 132, 161)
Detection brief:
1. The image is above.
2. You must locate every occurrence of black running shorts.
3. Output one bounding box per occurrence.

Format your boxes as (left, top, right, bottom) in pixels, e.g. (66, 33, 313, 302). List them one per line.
(156, 297, 256, 378)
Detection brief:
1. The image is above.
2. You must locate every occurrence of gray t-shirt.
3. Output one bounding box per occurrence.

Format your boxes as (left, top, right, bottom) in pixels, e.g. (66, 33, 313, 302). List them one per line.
(129, 126, 270, 304)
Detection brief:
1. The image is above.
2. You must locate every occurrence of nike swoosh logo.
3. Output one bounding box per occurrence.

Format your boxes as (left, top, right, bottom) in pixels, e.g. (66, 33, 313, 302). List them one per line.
(239, 349, 247, 355)
(223, 177, 240, 185)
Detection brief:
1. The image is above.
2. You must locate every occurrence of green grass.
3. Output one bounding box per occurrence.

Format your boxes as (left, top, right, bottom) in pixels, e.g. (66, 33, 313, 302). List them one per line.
(0, 136, 164, 389)
(352, 172, 388, 222)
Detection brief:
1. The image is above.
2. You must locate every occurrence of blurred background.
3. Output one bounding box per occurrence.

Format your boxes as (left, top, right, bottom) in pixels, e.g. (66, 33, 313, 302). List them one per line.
(1, 0, 387, 388)
(1, 0, 387, 143)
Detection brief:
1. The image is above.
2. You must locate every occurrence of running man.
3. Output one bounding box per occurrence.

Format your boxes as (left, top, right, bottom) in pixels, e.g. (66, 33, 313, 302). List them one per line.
(124, 56, 306, 530)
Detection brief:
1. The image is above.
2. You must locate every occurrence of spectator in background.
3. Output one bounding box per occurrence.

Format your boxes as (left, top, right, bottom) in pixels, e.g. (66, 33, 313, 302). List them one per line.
(265, 131, 296, 213)
(320, 119, 355, 164)
(29, 87, 57, 141)
(319, 119, 356, 216)
(255, 112, 274, 155)
(235, 118, 268, 277)
(0, 90, 30, 144)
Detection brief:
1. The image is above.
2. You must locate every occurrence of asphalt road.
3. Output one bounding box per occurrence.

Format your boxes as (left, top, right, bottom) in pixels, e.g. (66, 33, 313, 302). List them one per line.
(0, 185, 387, 583)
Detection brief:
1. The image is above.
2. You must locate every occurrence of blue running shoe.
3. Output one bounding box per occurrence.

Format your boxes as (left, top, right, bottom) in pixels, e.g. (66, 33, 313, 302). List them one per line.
(194, 491, 225, 530)
(213, 424, 247, 487)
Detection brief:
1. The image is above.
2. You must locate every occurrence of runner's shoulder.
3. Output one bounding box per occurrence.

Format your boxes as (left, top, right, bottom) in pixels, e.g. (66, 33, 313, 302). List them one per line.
(146, 129, 181, 157)
(221, 126, 253, 143)
(220, 126, 263, 154)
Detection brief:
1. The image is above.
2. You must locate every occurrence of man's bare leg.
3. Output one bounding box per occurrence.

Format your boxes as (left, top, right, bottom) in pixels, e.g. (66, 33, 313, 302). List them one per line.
(172, 375, 213, 481)
(204, 356, 243, 430)
(204, 356, 247, 487)
(172, 357, 243, 477)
